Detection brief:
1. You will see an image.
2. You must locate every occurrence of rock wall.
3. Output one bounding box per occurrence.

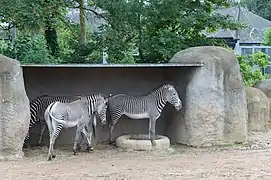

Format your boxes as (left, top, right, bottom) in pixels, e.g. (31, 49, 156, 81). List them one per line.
(0, 54, 30, 161)
(246, 87, 269, 132)
(167, 46, 248, 147)
(253, 79, 271, 126)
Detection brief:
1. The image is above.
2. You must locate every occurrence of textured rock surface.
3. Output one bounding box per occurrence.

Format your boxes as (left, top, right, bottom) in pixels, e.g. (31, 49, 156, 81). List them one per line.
(167, 46, 248, 147)
(0, 54, 30, 161)
(246, 87, 269, 132)
(115, 134, 170, 151)
(253, 79, 271, 126)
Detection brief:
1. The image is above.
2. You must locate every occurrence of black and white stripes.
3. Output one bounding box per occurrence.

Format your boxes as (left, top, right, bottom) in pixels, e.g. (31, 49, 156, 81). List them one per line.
(107, 84, 182, 146)
(24, 95, 81, 145)
(45, 94, 108, 160)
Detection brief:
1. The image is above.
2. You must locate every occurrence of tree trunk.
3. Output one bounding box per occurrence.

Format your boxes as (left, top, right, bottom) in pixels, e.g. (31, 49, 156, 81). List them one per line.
(45, 18, 60, 57)
(79, 0, 86, 44)
(44, 0, 59, 57)
(137, 0, 143, 62)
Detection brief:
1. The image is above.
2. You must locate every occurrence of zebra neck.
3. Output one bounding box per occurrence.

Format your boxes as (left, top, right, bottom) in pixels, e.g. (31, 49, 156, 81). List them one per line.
(157, 98, 167, 111)
(154, 92, 167, 113)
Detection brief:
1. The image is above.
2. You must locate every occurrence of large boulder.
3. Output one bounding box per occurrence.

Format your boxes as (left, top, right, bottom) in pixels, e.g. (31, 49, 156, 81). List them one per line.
(0, 54, 30, 161)
(253, 79, 271, 126)
(167, 46, 248, 147)
(246, 87, 269, 132)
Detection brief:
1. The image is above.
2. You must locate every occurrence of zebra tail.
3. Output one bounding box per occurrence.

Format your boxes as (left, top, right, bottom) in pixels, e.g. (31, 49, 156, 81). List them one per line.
(92, 121, 96, 138)
(45, 103, 55, 132)
(92, 115, 96, 138)
(48, 102, 67, 124)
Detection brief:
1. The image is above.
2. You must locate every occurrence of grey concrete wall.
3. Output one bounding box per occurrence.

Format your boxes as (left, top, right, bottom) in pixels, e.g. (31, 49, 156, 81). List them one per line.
(22, 67, 195, 146)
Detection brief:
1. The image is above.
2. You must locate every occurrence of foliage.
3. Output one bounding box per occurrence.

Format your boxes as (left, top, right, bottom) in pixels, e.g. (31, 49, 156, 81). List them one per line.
(0, 34, 56, 64)
(92, 0, 245, 63)
(0, 40, 11, 55)
(0, 0, 68, 33)
(1, 0, 245, 64)
(263, 28, 271, 46)
(240, 0, 271, 21)
(57, 21, 103, 64)
(237, 51, 270, 86)
(62, 42, 102, 63)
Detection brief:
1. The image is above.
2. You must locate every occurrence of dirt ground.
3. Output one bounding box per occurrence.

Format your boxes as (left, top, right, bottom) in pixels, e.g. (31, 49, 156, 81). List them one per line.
(1, 143, 271, 180)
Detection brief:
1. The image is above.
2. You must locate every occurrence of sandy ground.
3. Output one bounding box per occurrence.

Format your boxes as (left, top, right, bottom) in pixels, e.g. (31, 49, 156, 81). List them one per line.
(1, 141, 271, 180)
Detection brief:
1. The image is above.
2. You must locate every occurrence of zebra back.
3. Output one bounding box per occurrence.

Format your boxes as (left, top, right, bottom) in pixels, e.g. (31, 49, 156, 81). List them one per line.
(107, 84, 179, 115)
(29, 95, 81, 128)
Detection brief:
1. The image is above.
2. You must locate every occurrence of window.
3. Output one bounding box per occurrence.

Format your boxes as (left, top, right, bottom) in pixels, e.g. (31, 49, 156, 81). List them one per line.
(240, 46, 271, 75)
(265, 48, 271, 58)
(263, 65, 271, 75)
(241, 48, 253, 55)
(240, 46, 271, 58)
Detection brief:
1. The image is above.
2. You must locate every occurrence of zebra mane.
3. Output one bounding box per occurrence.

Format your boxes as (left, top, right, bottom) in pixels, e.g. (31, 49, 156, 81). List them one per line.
(30, 95, 49, 103)
(84, 93, 107, 102)
(150, 83, 175, 94)
(108, 84, 175, 97)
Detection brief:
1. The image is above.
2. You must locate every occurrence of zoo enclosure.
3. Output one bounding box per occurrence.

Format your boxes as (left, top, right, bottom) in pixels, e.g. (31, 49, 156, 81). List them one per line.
(21, 63, 203, 146)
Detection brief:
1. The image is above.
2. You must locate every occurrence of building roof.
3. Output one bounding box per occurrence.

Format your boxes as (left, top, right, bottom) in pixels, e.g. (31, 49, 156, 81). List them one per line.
(204, 6, 271, 44)
(21, 63, 204, 68)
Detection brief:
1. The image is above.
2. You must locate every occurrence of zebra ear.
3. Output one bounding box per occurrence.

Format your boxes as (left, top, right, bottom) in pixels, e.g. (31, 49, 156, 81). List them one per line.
(167, 86, 174, 91)
(106, 94, 112, 98)
(104, 97, 108, 103)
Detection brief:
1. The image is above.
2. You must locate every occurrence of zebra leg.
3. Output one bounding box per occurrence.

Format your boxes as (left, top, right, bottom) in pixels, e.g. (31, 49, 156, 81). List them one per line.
(148, 119, 152, 140)
(73, 124, 84, 155)
(108, 111, 121, 145)
(76, 126, 88, 151)
(108, 123, 115, 145)
(23, 132, 31, 148)
(81, 126, 93, 152)
(76, 132, 85, 151)
(48, 123, 63, 161)
(48, 135, 54, 161)
(149, 119, 157, 147)
(38, 121, 46, 146)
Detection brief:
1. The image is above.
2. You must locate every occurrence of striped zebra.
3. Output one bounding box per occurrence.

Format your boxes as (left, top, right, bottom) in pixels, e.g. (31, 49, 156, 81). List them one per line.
(45, 94, 108, 161)
(107, 84, 182, 146)
(25, 95, 81, 147)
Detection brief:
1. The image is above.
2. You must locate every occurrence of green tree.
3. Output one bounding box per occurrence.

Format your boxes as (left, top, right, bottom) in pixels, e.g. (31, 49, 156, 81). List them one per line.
(93, 0, 244, 63)
(0, 0, 68, 57)
(0, 33, 56, 64)
(240, 0, 271, 21)
(237, 51, 270, 86)
(263, 28, 271, 46)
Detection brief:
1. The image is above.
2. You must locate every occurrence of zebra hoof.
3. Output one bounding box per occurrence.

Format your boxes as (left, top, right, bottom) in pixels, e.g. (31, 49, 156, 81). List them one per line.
(48, 156, 52, 161)
(52, 154, 56, 158)
(86, 147, 94, 152)
(77, 145, 82, 151)
(73, 150, 78, 155)
(151, 141, 157, 147)
(23, 144, 31, 149)
(108, 140, 115, 145)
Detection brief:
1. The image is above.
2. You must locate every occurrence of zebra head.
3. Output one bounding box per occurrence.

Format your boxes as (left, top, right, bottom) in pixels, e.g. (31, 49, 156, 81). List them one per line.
(164, 84, 182, 111)
(95, 96, 108, 125)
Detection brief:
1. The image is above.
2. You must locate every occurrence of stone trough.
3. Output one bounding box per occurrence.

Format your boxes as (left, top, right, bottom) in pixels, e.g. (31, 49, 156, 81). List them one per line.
(115, 134, 170, 151)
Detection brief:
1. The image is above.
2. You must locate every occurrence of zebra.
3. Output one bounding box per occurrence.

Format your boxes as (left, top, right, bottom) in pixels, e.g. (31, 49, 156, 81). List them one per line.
(44, 94, 108, 161)
(107, 84, 182, 147)
(24, 95, 81, 147)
